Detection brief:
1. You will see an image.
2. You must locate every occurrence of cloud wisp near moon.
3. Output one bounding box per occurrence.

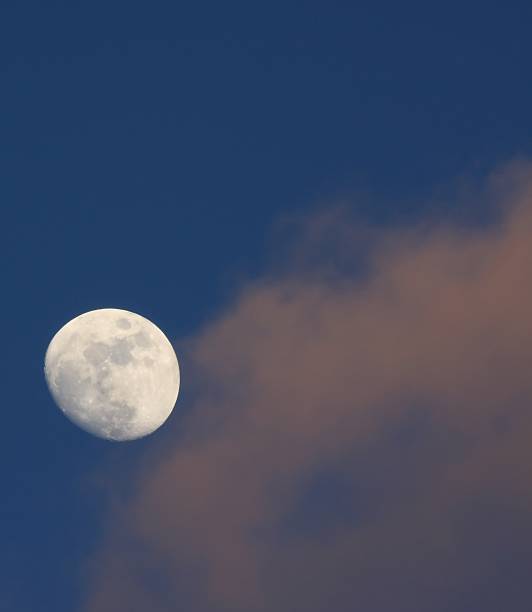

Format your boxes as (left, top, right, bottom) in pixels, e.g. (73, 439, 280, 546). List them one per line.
(83, 162, 532, 612)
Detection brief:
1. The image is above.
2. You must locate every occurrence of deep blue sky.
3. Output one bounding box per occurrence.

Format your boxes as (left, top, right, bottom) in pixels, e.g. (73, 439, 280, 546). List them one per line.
(2, 2, 532, 611)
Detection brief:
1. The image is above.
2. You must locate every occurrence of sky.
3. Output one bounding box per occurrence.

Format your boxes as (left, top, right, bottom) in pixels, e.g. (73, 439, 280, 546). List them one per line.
(2, 2, 532, 611)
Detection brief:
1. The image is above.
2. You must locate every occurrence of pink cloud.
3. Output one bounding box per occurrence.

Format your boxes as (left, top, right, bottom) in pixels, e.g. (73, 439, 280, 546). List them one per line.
(83, 162, 532, 612)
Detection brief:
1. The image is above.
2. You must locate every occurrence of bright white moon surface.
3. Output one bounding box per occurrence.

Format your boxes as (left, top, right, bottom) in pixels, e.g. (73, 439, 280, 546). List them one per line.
(44, 308, 180, 441)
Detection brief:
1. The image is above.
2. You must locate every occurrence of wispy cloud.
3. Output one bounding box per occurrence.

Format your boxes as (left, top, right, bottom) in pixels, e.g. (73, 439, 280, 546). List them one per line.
(83, 161, 532, 612)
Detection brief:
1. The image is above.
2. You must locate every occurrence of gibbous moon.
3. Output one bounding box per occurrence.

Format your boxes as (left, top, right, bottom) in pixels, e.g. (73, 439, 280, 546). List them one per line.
(44, 308, 180, 441)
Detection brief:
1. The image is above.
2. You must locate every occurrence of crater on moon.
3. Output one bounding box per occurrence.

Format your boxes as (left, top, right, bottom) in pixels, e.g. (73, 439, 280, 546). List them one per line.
(109, 337, 134, 365)
(83, 342, 110, 365)
(134, 331, 152, 348)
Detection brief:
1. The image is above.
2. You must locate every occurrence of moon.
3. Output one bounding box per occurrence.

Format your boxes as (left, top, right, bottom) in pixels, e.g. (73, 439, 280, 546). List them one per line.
(44, 308, 180, 441)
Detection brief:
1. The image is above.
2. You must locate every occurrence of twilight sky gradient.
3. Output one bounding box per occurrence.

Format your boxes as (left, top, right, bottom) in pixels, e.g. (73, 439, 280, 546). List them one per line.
(2, 2, 532, 612)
